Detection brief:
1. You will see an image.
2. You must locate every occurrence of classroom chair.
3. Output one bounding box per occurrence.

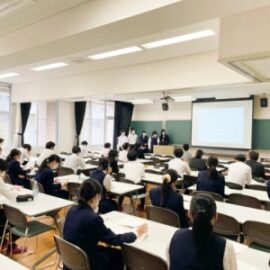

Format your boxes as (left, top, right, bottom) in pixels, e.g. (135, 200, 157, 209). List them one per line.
(214, 213, 241, 242)
(145, 169, 165, 175)
(0, 205, 55, 258)
(146, 205, 180, 228)
(67, 182, 81, 201)
(122, 244, 168, 270)
(225, 182, 243, 190)
(29, 178, 45, 193)
(243, 221, 270, 253)
(228, 193, 261, 209)
(57, 166, 74, 176)
(245, 184, 267, 191)
(191, 191, 223, 202)
(183, 175, 198, 189)
(54, 235, 91, 270)
(265, 201, 270, 211)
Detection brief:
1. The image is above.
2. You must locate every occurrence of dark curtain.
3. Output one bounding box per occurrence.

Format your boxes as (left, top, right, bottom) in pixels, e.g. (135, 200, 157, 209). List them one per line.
(20, 103, 31, 145)
(113, 101, 134, 149)
(74, 101, 87, 146)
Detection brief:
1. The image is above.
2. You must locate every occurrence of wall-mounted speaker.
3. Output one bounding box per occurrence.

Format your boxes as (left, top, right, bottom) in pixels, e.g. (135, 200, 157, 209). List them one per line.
(162, 103, 169, 111)
(260, 97, 268, 108)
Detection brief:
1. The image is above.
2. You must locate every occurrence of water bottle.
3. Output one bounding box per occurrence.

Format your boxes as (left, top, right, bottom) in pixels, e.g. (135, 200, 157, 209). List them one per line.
(32, 180, 39, 197)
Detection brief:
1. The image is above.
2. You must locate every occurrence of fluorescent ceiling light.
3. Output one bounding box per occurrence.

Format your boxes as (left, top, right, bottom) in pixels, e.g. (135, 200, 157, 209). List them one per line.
(89, 46, 142, 60)
(129, 99, 154, 104)
(142, 29, 215, 49)
(172, 96, 196, 102)
(0, 72, 19, 79)
(31, 62, 68, 71)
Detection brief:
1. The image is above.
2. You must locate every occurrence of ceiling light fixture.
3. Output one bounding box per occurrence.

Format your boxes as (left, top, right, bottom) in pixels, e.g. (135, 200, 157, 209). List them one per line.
(0, 72, 19, 79)
(128, 99, 154, 104)
(89, 46, 142, 60)
(142, 29, 215, 49)
(172, 96, 196, 102)
(31, 62, 68, 71)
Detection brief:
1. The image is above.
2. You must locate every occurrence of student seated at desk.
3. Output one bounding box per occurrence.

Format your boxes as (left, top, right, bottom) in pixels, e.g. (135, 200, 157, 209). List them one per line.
(35, 154, 68, 199)
(63, 179, 147, 270)
(182, 144, 192, 164)
(168, 194, 237, 270)
(246, 150, 265, 179)
(90, 158, 118, 213)
(0, 158, 28, 254)
(123, 150, 146, 209)
(189, 149, 207, 171)
(63, 146, 86, 173)
(118, 142, 129, 163)
(228, 154, 252, 188)
(197, 156, 225, 197)
(80, 141, 89, 157)
(19, 144, 31, 165)
(37, 141, 56, 167)
(267, 180, 270, 199)
(168, 148, 191, 177)
(102, 142, 111, 158)
(108, 150, 119, 175)
(7, 149, 31, 189)
(149, 169, 188, 228)
(135, 143, 145, 159)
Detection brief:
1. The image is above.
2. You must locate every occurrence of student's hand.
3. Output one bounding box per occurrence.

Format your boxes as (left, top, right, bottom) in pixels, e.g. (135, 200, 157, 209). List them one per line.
(54, 178, 60, 184)
(135, 223, 148, 237)
(108, 167, 112, 175)
(61, 181, 68, 190)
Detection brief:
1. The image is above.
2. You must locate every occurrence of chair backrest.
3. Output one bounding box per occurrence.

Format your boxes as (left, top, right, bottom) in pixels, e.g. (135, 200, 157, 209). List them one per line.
(57, 166, 74, 176)
(183, 175, 197, 188)
(54, 235, 91, 270)
(3, 174, 11, 184)
(265, 201, 270, 211)
(228, 193, 261, 209)
(225, 182, 243, 190)
(67, 182, 81, 201)
(245, 184, 267, 191)
(146, 205, 180, 228)
(214, 213, 240, 237)
(243, 221, 270, 248)
(29, 179, 45, 193)
(122, 244, 168, 270)
(192, 191, 223, 202)
(3, 204, 28, 228)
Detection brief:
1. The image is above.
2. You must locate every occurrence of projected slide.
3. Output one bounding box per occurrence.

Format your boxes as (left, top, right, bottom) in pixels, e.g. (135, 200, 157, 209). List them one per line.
(192, 100, 253, 149)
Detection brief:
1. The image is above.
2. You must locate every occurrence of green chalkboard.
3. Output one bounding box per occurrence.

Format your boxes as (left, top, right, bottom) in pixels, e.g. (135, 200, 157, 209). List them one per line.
(253, 119, 270, 149)
(131, 121, 162, 136)
(166, 120, 191, 145)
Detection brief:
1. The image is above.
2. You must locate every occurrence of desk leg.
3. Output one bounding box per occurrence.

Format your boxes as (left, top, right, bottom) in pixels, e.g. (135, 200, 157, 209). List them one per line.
(129, 195, 136, 216)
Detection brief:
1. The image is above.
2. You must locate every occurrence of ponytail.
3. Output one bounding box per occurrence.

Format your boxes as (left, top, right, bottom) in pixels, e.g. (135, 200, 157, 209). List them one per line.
(207, 156, 218, 179)
(78, 179, 102, 205)
(38, 154, 60, 171)
(190, 194, 216, 252)
(6, 149, 21, 163)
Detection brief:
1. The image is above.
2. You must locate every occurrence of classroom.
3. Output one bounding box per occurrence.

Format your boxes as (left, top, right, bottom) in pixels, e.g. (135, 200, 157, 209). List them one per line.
(0, 1, 270, 270)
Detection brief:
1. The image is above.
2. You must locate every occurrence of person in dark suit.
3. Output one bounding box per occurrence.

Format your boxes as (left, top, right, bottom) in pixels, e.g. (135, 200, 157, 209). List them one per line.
(63, 179, 148, 270)
(189, 149, 207, 171)
(267, 180, 270, 199)
(138, 130, 149, 152)
(159, 129, 170, 145)
(149, 131, 159, 153)
(197, 156, 225, 197)
(135, 143, 145, 159)
(246, 150, 265, 179)
(35, 154, 68, 199)
(168, 194, 237, 270)
(7, 149, 31, 189)
(149, 169, 188, 228)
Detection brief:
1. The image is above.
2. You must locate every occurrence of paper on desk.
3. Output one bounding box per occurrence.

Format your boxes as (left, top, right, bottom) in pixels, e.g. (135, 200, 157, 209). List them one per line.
(115, 216, 146, 228)
(237, 260, 262, 270)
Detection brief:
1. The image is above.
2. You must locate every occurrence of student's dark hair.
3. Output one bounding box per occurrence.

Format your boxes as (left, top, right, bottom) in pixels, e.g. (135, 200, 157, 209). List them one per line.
(160, 169, 178, 207)
(45, 141, 55, 149)
(142, 130, 146, 134)
(98, 158, 109, 171)
(122, 142, 129, 150)
(207, 156, 218, 178)
(161, 129, 166, 134)
(183, 144, 189, 151)
(120, 129, 126, 134)
(174, 148, 183, 158)
(195, 149, 203, 159)
(23, 144, 32, 151)
(72, 146, 81, 154)
(152, 130, 157, 135)
(249, 150, 259, 161)
(0, 138, 4, 144)
(81, 141, 88, 146)
(6, 149, 21, 162)
(190, 194, 216, 251)
(38, 154, 61, 171)
(78, 179, 102, 205)
(0, 158, 8, 172)
(104, 142, 111, 149)
(108, 149, 118, 159)
(235, 154, 246, 162)
(127, 150, 138, 161)
(130, 127, 135, 131)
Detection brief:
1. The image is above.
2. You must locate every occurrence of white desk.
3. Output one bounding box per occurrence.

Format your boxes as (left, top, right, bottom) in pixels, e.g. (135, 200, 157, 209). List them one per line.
(102, 211, 270, 270)
(145, 165, 165, 173)
(80, 164, 98, 171)
(0, 254, 30, 270)
(183, 195, 270, 225)
(224, 176, 266, 187)
(142, 173, 164, 185)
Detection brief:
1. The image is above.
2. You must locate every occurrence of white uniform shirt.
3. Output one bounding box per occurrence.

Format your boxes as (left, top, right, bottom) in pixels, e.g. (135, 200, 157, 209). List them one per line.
(37, 149, 55, 167)
(128, 133, 138, 145)
(168, 158, 191, 176)
(182, 151, 192, 164)
(117, 135, 128, 150)
(227, 161, 252, 187)
(124, 160, 145, 184)
(102, 148, 111, 158)
(119, 150, 128, 163)
(80, 145, 89, 157)
(0, 176, 15, 200)
(63, 153, 86, 173)
(19, 147, 30, 164)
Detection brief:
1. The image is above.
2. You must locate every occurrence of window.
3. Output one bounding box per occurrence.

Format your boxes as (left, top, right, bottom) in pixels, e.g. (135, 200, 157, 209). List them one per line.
(80, 101, 115, 146)
(24, 101, 58, 147)
(0, 91, 10, 147)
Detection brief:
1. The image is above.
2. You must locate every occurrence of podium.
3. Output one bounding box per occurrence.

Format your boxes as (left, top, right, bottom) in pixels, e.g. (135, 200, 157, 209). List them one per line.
(153, 145, 176, 156)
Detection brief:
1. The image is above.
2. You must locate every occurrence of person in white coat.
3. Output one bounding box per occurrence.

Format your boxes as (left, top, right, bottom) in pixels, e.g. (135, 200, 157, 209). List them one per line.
(19, 144, 31, 165)
(63, 146, 87, 173)
(37, 141, 56, 167)
(117, 130, 128, 150)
